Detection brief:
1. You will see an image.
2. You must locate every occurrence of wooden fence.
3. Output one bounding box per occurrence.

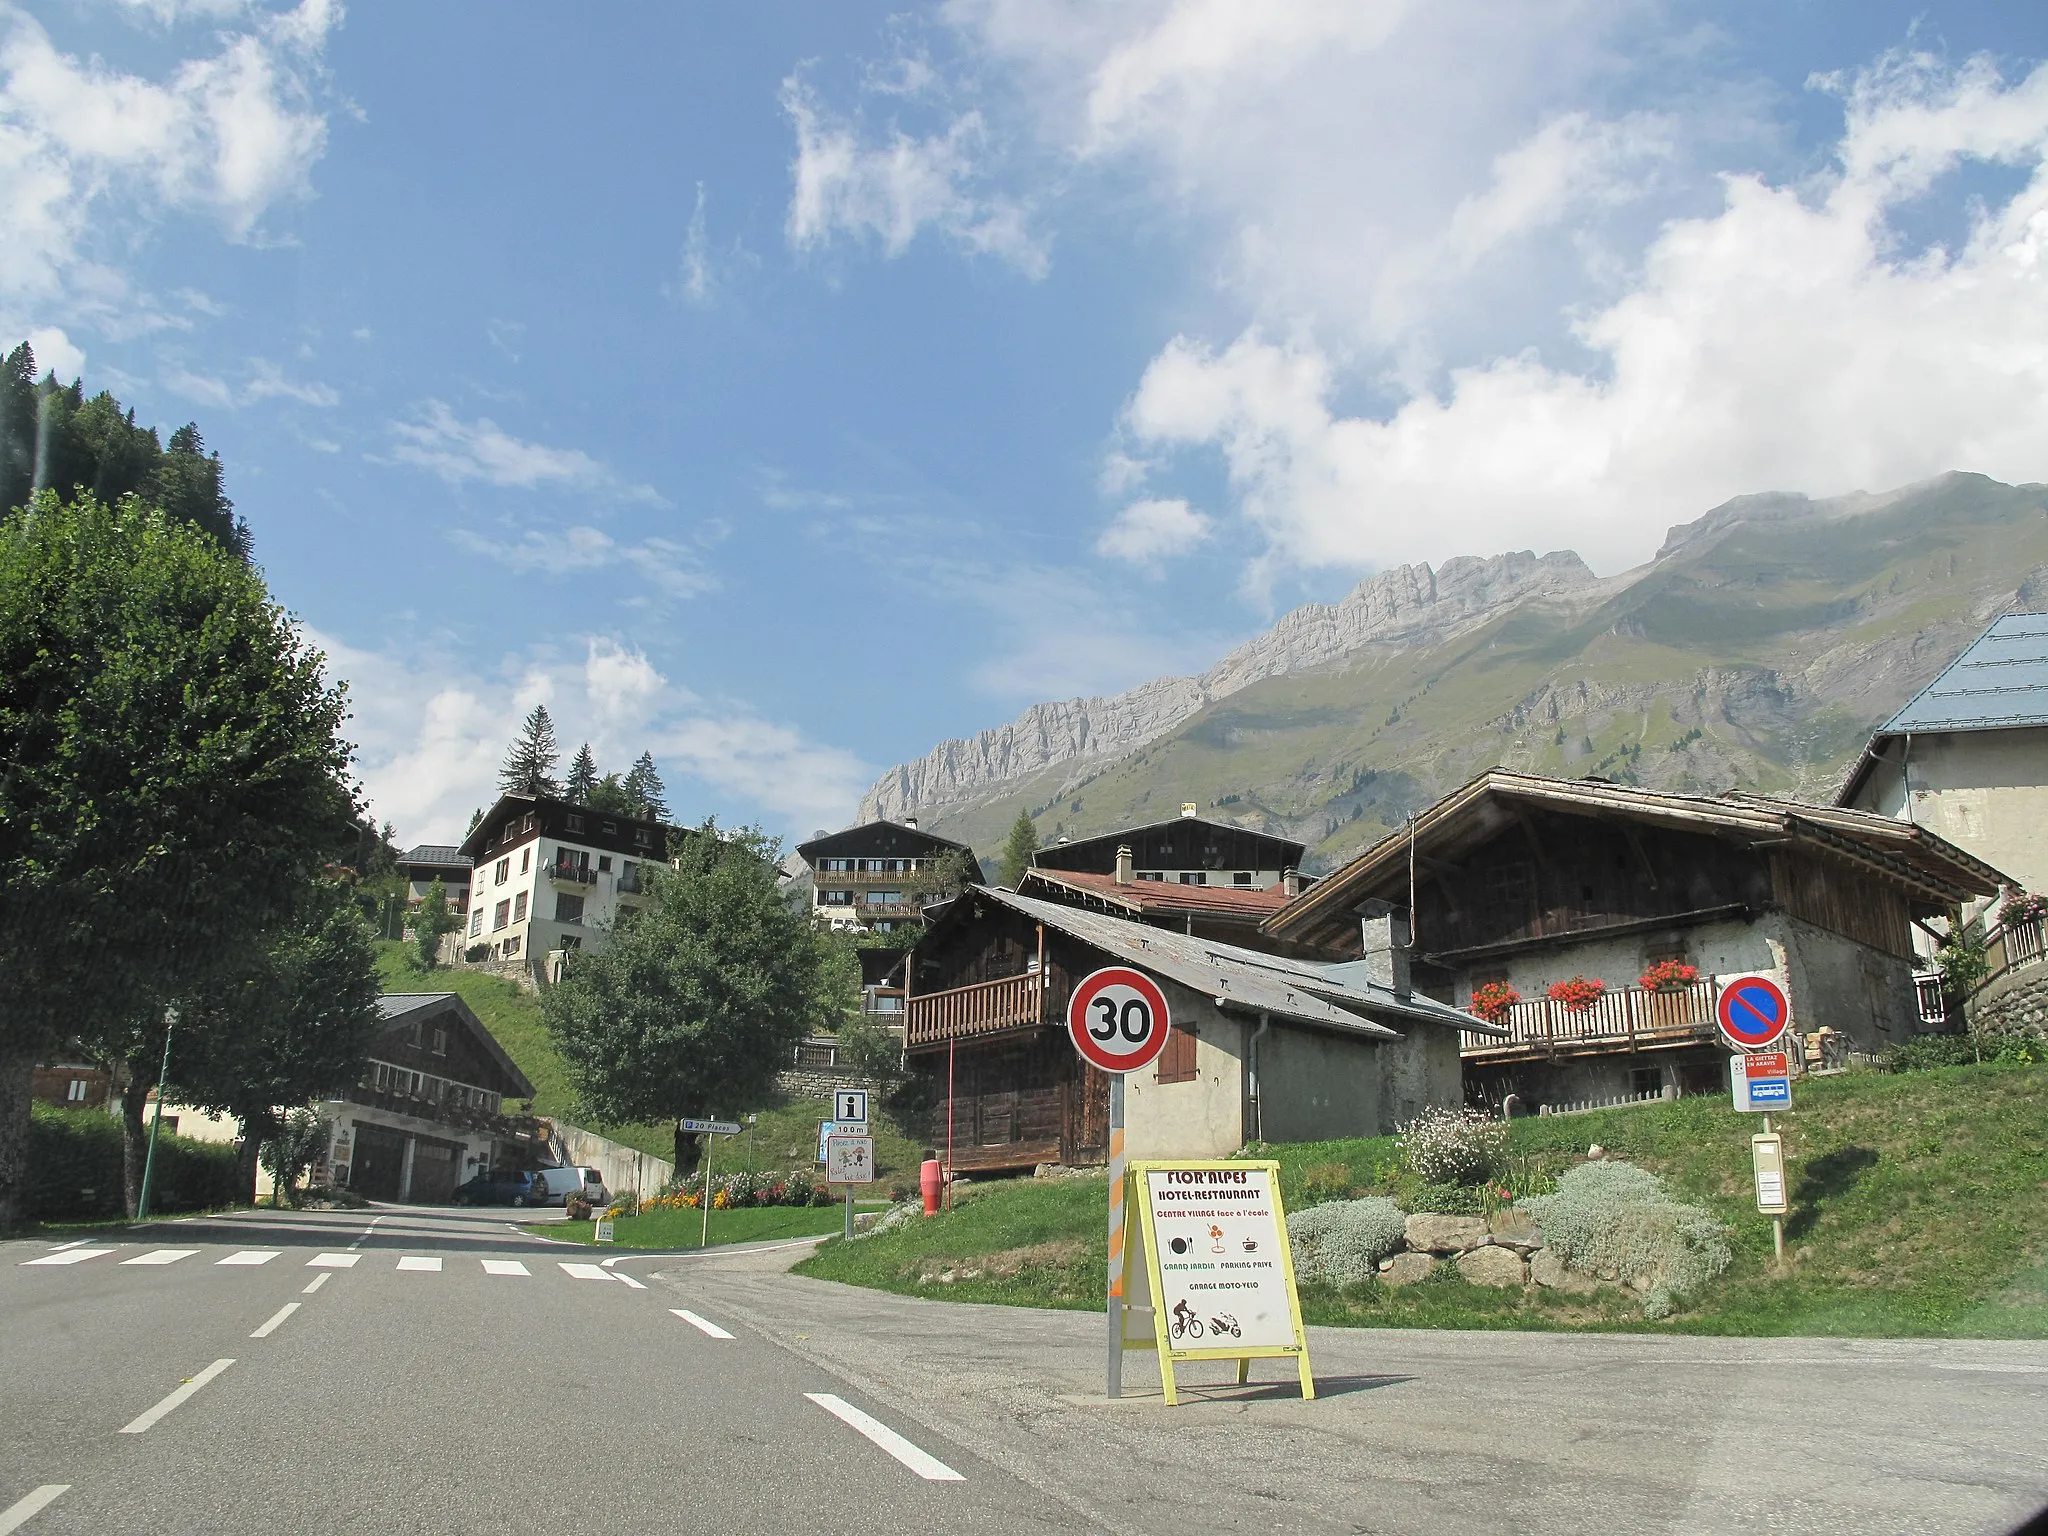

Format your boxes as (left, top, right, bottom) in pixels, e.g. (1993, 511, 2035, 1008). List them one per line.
(1462, 976, 1722, 1056)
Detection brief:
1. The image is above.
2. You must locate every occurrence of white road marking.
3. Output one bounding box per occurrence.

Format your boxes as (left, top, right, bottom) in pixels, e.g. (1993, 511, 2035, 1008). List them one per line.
(804, 1393, 964, 1481)
(306, 1252, 359, 1268)
(346, 1215, 386, 1251)
(481, 1260, 530, 1277)
(216, 1250, 280, 1267)
(121, 1249, 197, 1266)
(0, 1485, 68, 1533)
(559, 1262, 609, 1281)
(21, 1248, 114, 1267)
(395, 1255, 441, 1272)
(614, 1272, 647, 1290)
(670, 1309, 735, 1339)
(51, 1239, 91, 1251)
(302, 1273, 330, 1295)
(249, 1303, 300, 1339)
(119, 1358, 235, 1434)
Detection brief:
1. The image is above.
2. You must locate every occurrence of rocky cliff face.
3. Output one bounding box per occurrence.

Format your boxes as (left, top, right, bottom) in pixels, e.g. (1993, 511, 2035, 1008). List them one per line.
(859, 548, 1597, 823)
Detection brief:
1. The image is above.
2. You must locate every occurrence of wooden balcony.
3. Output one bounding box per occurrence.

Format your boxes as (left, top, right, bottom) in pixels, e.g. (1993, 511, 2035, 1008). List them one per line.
(1462, 976, 1722, 1058)
(906, 973, 1055, 1049)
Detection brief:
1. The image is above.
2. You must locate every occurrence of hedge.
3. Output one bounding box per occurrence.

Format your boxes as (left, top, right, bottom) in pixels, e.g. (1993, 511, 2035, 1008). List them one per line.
(28, 1103, 243, 1221)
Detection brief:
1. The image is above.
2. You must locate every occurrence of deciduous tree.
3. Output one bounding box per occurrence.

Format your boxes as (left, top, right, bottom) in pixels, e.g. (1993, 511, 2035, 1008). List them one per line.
(0, 492, 355, 1225)
(542, 826, 846, 1172)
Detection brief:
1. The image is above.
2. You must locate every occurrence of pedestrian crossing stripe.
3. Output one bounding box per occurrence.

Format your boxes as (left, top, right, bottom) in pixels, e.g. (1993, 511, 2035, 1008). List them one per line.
(396, 1256, 442, 1272)
(122, 1249, 198, 1266)
(481, 1260, 530, 1276)
(216, 1251, 281, 1266)
(306, 1252, 360, 1268)
(20, 1248, 115, 1266)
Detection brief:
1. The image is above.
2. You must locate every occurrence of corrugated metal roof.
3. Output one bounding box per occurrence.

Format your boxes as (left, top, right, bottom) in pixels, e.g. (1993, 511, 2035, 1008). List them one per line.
(1883, 611, 2048, 732)
(400, 845, 471, 868)
(1018, 867, 1289, 918)
(983, 888, 1500, 1038)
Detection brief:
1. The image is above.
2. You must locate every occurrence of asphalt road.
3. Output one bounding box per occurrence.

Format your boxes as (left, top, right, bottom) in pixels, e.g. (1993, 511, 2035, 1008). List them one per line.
(4, 1206, 2045, 1535)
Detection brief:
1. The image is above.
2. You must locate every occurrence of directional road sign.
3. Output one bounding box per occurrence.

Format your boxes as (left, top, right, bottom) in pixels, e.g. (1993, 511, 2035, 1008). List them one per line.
(1730, 1050, 1792, 1112)
(833, 1089, 870, 1125)
(680, 1118, 741, 1136)
(1067, 965, 1173, 1075)
(1717, 974, 1791, 1052)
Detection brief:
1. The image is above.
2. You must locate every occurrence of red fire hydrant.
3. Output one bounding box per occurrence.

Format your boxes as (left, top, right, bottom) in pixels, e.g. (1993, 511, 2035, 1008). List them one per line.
(920, 1155, 943, 1217)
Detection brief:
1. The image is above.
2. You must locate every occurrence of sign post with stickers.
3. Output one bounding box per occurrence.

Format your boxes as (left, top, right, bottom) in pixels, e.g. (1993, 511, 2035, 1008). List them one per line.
(1120, 1160, 1313, 1407)
(1064, 965, 1171, 1402)
(1717, 975, 1794, 1264)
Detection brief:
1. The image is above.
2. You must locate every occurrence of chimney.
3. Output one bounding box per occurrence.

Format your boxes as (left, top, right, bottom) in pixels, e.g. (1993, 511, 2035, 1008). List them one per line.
(1357, 899, 1411, 996)
(1281, 867, 1301, 899)
(1114, 844, 1134, 885)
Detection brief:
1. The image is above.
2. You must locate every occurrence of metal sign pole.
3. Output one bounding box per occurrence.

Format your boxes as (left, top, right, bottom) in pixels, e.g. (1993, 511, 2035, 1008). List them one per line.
(135, 1013, 176, 1222)
(699, 1127, 714, 1251)
(844, 1185, 853, 1241)
(1762, 1111, 1784, 1264)
(1106, 1073, 1126, 1401)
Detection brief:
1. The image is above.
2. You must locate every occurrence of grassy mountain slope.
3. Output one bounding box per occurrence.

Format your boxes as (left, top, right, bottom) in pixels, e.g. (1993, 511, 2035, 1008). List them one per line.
(926, 474, 2048, 870)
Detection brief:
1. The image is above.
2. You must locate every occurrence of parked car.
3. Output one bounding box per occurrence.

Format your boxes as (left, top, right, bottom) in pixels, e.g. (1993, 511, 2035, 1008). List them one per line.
(451, 1168, 546, 1207)
(579, 1166, 609, 1207)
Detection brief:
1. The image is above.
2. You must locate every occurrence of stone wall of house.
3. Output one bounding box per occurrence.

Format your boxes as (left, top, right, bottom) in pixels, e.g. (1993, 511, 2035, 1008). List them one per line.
(1972, 969, 2048, 1039)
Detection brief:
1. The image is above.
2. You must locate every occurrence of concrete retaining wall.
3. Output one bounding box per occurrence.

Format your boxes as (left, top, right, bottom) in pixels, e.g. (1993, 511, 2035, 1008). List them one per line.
(551, 1122, 674, 1201)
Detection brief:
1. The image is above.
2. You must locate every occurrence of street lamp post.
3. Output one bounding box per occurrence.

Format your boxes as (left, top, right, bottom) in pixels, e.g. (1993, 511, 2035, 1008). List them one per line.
(134, 1012, 176, 1222)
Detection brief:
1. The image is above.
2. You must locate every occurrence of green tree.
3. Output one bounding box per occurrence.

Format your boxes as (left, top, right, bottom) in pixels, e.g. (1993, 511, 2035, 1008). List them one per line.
(170, 882, 381, 1203)
(259, 1108, 331, 1209)
(564, 742, 599, 803)
(409, 878, 461, 969)
(542, 826, 846, 1172)
(623, 750, 669, 821)
(498, 704, 561, 796)
(997, 809, 1039, 888)
(586, 772, 634, 814)
(0, 491, 356, 1224)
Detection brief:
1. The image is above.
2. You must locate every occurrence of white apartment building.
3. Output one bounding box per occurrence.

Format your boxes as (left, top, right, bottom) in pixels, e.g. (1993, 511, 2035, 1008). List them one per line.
(456, 793, 673, 977)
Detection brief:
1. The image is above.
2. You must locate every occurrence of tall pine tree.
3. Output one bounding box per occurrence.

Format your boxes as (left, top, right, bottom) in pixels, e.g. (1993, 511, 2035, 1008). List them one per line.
(997, 809, 1039, 888)
(564, 742, 598, 803)
(623, 750, 669, 821)
(499, 705, 562, 796)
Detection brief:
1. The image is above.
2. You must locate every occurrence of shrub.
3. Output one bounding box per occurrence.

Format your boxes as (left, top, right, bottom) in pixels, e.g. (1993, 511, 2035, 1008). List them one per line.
(1409, 1181, 1484, 1215)
(1286, 1197, 1408, 1286)
(1547, 975, 1606, 1012)
(1999, 890, 2047, 927)
(1519, 1160, 1731, 1317)
(1468, 981, 1521, 1025)
(26, 1104, 242, 1220)
(1878, 1034, 1982, 1072)
(1397, 1106, 1508, 1185)
(1933, 941, 1989, 997)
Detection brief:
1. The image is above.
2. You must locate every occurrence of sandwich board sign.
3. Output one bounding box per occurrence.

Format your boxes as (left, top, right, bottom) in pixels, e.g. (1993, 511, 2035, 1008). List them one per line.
(593, 1215, 615, 1244)
(1117, 1160, 1314, 1407)
(1729, 1050, 1792, 1112)
(1717, 974, 1791, 1052)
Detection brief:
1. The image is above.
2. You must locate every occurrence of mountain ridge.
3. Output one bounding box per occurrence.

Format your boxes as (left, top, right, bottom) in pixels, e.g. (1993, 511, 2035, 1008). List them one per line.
(861, 471, 2048, 872)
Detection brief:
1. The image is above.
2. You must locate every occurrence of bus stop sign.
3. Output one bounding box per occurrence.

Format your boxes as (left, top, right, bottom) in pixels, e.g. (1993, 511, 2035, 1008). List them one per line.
(1717, 974, 1790, 1052)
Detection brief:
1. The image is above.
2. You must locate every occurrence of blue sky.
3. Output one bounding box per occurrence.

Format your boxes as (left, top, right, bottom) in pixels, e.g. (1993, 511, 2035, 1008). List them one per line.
(6, 1, 2048, 846)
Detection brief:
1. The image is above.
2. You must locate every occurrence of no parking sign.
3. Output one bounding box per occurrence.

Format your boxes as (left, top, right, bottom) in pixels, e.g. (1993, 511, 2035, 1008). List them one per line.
(1717, 974, 1791, 1052)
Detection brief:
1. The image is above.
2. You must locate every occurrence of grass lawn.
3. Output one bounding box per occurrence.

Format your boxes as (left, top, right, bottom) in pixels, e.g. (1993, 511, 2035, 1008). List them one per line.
(536, 1203, 855, 1249)
(796, 1061, 2048, 1337)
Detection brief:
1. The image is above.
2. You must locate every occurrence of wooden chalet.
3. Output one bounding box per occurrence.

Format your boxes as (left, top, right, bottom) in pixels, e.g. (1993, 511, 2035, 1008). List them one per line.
(906, 886, 1489, 1171)
(1262, 771, 2008, 1109)
(798, 819, 975, 934)
(1032, 811, 1304, 889)
(1015, 865, 1296, 949)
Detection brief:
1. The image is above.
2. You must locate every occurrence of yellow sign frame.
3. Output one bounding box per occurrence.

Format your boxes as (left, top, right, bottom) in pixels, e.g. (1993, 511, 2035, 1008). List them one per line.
(1119, 1158, 1314, 1407)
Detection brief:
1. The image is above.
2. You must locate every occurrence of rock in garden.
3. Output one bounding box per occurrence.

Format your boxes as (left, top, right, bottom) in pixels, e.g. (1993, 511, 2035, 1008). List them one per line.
(1456, 1245, 1527, 1288)
(1403, 1213, 1490, 1254)
(1530, 1248, 1603, 1295)
(1378, 1251, 1440, 1286)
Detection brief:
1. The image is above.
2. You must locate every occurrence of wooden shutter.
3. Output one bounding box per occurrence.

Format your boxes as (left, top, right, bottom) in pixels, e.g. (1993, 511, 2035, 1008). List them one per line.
(1155, 1020, 1198, 1084)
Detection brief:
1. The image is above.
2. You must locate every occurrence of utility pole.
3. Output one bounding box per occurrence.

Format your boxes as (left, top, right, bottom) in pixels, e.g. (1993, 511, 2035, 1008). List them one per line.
(135, 1013, 176, 1222)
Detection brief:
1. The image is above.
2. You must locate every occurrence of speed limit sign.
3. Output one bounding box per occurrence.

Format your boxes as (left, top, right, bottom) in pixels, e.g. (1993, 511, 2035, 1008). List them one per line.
(1067, 965, 1173, 1075)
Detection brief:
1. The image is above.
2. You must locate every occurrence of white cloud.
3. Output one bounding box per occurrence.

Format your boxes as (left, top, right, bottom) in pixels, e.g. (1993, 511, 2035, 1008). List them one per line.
(390, 401, 665, 504)
(0, 0, 335, 340)
(242, 356, 336, 405)
(1119, 52, 2048, 581)
(780, 71, 1046, 276)
(1095, 497, 1213, 566)
(449, 524, 715, 600)
(318, 631, 870, 844)
(23, 323, 82, 380)
(675, 181, 712, 303)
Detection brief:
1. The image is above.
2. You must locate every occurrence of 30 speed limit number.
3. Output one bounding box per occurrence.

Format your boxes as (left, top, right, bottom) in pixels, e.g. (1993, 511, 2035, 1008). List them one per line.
(1067, 966, 1173, 1074)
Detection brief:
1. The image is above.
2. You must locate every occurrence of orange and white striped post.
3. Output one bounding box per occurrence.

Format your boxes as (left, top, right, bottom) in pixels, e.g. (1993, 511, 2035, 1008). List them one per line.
(1105, 1074, 1127, 1399)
